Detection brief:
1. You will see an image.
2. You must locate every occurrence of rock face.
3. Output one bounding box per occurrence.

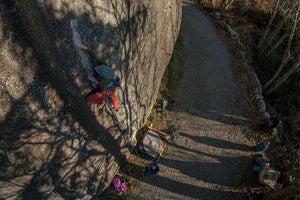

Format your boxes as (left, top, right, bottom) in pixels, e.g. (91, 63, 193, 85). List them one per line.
(0, 0, 181, 199)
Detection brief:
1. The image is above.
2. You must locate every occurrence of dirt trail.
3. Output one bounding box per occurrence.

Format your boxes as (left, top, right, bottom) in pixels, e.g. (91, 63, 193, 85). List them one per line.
(127, 2, 254, 200)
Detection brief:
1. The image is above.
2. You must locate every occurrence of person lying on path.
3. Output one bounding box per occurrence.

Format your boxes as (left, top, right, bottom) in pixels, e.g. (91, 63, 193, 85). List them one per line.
(76, 43, 119, 110)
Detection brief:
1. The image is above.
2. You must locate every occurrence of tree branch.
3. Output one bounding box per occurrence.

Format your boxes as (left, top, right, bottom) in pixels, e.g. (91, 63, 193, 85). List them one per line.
(266, 57, 300, 95)
(257, 0, 281, 49)
(263, 6, 299, 90)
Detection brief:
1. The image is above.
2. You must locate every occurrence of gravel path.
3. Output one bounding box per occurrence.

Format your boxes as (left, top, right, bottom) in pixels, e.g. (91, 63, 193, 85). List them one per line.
(127, 2, 255, 200)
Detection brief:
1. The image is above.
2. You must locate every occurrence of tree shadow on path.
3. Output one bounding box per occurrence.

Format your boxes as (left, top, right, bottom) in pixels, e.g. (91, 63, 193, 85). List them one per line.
(179, 132, 254, 152)
(122, 162, 241, 200)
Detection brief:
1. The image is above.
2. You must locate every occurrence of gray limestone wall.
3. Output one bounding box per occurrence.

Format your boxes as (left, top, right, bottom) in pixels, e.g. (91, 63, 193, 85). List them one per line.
(0, 0, 181, 199)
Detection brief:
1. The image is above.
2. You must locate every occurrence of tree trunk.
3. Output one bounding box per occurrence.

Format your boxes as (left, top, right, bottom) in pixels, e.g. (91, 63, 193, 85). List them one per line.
(257, 0, 280, 49)
(259, 16, 287, 55)
(263, 7, 299, 90)
(266, 57, 300, 95)
(224, 0, 235, 10)
(263, 56, 289, 90)
(266, 31, 289, 56)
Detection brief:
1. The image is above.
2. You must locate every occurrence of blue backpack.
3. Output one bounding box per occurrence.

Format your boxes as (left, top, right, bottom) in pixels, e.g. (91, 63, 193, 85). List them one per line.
(145, 163, 159, 175)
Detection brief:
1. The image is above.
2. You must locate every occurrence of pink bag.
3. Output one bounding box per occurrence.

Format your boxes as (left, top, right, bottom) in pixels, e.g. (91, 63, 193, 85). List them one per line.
(113, 175, 128, 191)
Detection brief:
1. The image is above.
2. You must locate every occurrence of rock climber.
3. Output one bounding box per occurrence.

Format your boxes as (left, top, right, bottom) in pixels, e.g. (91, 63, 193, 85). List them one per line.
(76, 43, 119, 111)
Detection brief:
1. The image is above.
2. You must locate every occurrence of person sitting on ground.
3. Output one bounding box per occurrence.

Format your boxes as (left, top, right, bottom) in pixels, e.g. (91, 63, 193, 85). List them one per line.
(76, 43, 119, 110)
(145, 162, 159, 175)
(257, 116, 279, 130)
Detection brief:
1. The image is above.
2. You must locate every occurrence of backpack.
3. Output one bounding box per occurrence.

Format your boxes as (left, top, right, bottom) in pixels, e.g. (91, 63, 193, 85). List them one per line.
(112, 175, 128, 191)
(145, 163, 160, 175)
(106, 76, 121, 88)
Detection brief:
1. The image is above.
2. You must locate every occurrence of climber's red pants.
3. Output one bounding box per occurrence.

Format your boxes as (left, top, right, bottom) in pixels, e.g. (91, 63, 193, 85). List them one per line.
(86, 87, 119, 110)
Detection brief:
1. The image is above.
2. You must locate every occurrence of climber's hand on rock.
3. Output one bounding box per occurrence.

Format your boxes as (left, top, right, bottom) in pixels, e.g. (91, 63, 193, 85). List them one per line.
(75, 42, 88, 50)
(88, 75, 98, 84)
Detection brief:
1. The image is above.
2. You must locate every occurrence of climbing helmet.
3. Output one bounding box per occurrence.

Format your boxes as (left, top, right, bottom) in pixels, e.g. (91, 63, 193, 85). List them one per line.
(96, 65, 114, 78)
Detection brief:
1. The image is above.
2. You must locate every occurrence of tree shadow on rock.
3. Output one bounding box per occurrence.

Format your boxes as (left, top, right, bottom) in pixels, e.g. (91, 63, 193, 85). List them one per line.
(0, 0, 155, 199)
